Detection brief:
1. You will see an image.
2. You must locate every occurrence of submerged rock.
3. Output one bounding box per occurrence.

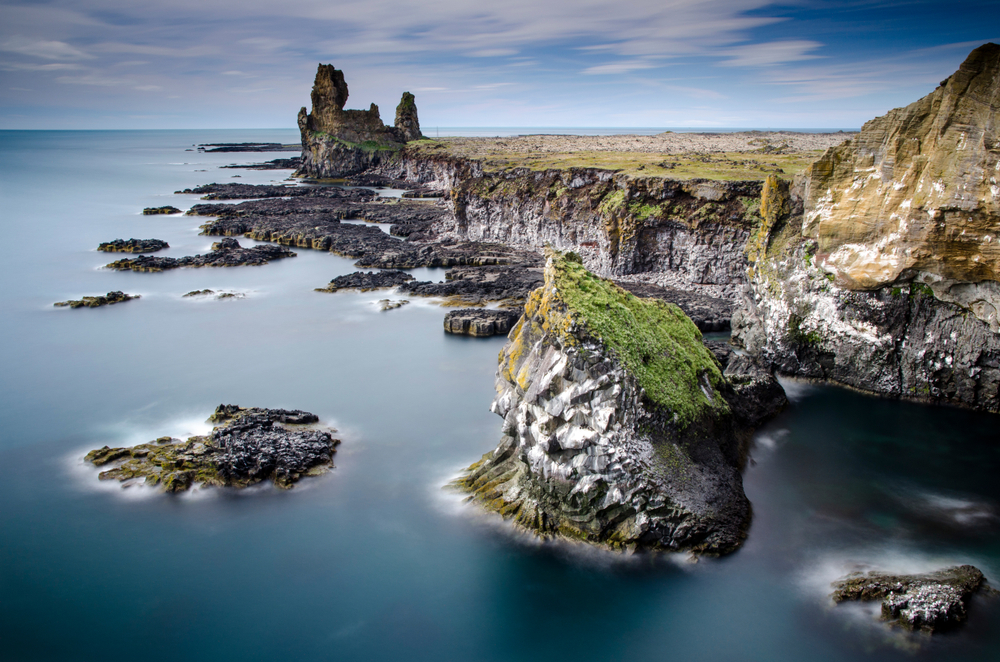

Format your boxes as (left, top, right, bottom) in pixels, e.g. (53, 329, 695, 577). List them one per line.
(455, 251, 783, 554)
(54, 291, 139, 308)
(97, 238, 169, 253)
(105, 238, 295, 272)
(142, 206, 181, 215)
(831, 565, 988, 633)
(443, 309, 520, 336)
(378, 299, 409, 311)
(85, 405, 338, 492)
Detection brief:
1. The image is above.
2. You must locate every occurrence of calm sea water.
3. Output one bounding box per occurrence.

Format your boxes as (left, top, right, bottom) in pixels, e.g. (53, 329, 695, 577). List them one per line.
(0, 130, 997, 662)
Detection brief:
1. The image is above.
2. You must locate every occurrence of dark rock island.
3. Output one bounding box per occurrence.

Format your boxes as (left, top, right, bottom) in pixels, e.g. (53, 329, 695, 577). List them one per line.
(55, 291, 140, 308)
(97, 238, 169, 253)
(831, 565, 991, 633)
(86, 405, 339, 492)
(105, 237, 294, 272)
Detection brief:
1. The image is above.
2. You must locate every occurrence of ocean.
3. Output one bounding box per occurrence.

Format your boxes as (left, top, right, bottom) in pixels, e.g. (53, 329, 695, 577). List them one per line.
(0, 129, 997, 661)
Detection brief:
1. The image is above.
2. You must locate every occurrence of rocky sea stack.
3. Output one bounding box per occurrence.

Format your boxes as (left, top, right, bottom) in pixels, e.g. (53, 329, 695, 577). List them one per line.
(734, 43, 1000, 411)
(297, 63, 423, 178)
(456, 251, 783, 554)
(832, 565, 990, 633)
(85, 405, 339, 492)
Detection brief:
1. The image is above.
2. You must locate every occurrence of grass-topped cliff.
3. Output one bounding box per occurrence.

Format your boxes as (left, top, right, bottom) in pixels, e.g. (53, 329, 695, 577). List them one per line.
(405, 132, 850, 180)
(533, 251, 728, 427)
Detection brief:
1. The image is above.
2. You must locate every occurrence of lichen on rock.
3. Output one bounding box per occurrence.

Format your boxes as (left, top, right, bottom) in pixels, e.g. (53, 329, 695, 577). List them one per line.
(454, 250, 783, 554)
(831, 565, 989, 633)
(85, 405, 338, 492)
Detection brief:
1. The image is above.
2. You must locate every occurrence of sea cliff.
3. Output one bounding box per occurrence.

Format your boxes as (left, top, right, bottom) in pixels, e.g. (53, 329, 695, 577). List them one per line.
(455, 251, 783, 554)
(733, 43, 1000, 411)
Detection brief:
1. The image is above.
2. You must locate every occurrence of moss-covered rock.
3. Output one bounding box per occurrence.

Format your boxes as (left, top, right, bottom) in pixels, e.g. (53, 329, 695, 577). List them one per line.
(454, 251, 781, 554)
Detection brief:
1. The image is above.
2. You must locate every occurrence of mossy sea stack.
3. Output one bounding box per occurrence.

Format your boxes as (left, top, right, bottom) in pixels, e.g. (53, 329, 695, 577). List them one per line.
(456, 251, 764, 554)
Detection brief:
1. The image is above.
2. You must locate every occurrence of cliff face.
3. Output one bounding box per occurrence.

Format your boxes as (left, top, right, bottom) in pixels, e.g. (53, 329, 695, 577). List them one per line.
(297, 64, 423, 177)
(733, 44, 1000, 411)
(367, 153, 763, 295)
(458, 252, 781, 554)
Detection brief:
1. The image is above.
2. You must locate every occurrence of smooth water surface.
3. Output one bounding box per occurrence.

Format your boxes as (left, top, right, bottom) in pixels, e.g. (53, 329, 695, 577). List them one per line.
(0, 130, 997, 661)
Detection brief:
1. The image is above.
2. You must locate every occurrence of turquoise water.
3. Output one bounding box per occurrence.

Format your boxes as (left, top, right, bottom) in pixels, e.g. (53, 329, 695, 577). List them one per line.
(0, 130, 997, 661)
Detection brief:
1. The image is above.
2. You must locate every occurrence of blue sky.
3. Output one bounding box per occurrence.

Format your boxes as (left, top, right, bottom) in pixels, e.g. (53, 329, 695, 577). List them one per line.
(0, 0, 996, 129)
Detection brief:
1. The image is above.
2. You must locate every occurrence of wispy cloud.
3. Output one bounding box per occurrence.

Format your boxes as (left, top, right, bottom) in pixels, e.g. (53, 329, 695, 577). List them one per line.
(719, 40, 824, 67)
(582, 59, 661, 75)
(0, 36, 92, 60)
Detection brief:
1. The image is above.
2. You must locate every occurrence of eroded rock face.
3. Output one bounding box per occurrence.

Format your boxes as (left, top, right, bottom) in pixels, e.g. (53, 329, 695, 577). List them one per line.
(297, 64, 423, 177)
(443, 309, 520, 336)
(456, 252, 783, 554)
(86, 405, 338, 492)
(805, 43, 1000, 292)
(831, 565, 987, 633)
(733, 47, 1000, 411)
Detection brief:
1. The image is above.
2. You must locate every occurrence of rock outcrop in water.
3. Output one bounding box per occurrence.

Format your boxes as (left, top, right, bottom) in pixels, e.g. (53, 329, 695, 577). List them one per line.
(297, 64, 423, 177)
(733, 44, 1000, 411)
(456, 251, 784, 554)
(97, 238, 168, 253)
(831, 565, 989, 633)
(105, 238, 295, 272)
(85, 405, 338, 492)
(54, 291, 140, 308)
(443, 309, 521, 336)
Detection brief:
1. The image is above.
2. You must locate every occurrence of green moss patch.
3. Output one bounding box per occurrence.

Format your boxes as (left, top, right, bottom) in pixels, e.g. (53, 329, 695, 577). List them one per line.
(549, 253, 729, 427)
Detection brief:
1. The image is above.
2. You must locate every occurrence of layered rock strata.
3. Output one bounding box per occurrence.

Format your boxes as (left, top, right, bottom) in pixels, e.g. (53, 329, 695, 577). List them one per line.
(105, 238, 294, 272)
(297, 64, 422, 178)
(456, 252, 783, 554)
(316, 270, 415, 292)
(54, 291, 139, 308)
(443, 309, 521, 336)
(85, 405, 338, 492)
(733, 44, 1000, 411)
(831, 565, 988, 633)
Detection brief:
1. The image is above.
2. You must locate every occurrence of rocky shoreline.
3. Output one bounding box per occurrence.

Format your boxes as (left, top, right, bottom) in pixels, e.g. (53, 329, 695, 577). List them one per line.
(105, 237, 295, 271)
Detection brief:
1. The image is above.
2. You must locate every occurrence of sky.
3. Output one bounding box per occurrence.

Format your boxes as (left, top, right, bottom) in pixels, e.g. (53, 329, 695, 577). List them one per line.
(0, 0, 997, 130)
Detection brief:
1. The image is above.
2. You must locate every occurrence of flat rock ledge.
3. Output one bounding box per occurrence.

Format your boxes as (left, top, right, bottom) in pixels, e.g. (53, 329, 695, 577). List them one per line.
(831, 565, 989, 633)
(85, 405, 339, 492)
(105, 237, 294, 272)
(143, 206, 181, 215)
(444, 309, 520, 336)
(55, 291, 139, 308)
(316, 269, 415, 292)
(97, 238, 169, 253)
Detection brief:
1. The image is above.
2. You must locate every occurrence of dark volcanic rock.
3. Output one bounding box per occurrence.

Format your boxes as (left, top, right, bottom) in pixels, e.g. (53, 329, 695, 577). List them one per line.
(222, 157, 303, 170)
(401, 188, 445, 199)
(54, 291, 140, 308)
(105, 238, 294, 272)
(616, 281, 732, 332)
(143, 206, 181, 215)
(86, 404, 338, 492)
(197, 143, 299, 153)
(444, 308, 521, 336)
(97, 238, 169, 253)
(316, 270, 415, 292)
(832, 565, 988, 633)
(176, 183, 376, 201)
(344, 173, 410, 188)
(703, 341, 787, 428)
(401, 262, 544, 307)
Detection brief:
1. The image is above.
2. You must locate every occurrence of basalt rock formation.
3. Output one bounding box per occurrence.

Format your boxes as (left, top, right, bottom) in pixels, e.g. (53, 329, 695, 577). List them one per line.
(443, 308, 521, 336)
(97, 238, 168, 253)
(831, 565, 988, 633)
(85, 405, 338, 492)
(297, 64, 423, 177)
(143, 206, 181, 215)
(54, 291, 140, 308)
(105, 237, 295, 272)
(733, 44, 1000, 411)
(456, 251, 784, 554)
(316, 270, 415, 292)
